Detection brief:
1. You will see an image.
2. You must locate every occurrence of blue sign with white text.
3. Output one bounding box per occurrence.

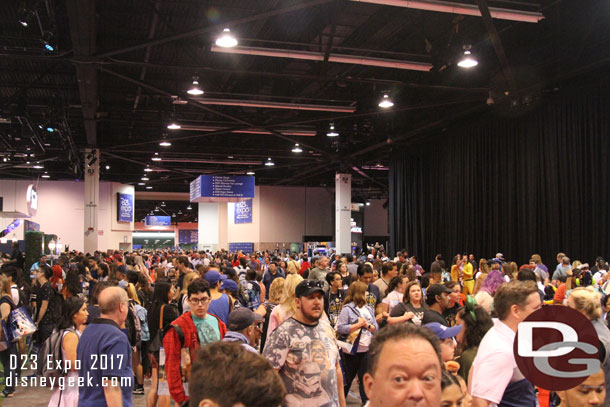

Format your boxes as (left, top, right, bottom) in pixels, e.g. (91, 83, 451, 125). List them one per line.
(234, 199, 253, 224)
(117, 193, 134, 222)
(145, 216, 171, 226)
(179, 230, 199, 244)
(229, 242, 254, 253)
(190, 175, 254, 201)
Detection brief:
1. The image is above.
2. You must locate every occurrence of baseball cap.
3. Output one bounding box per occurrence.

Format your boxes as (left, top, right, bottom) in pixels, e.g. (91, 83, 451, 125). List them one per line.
(221, 279, 238, 292)
(495, 253, 505, 261)
(295, 280, 325, 297)
(426, 284, 452, 301)
(424, 322, 463, 339)
(204, 270, 222, 285)
(227, 308, 263, 331)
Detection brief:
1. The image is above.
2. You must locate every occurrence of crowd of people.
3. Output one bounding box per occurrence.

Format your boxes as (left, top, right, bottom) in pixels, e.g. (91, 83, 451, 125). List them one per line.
(0, 244, 608, 407)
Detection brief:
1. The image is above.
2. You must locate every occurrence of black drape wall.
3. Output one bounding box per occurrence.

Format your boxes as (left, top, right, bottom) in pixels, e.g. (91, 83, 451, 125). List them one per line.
(390, 81, 610, 267)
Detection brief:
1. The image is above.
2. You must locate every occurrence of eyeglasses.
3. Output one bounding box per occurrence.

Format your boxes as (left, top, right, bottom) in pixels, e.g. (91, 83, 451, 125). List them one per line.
(190, 297, 211, 305)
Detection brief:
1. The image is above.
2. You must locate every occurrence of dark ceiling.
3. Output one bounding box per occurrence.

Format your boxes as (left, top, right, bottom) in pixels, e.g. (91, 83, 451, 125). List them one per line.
(1, 0, 609, 202)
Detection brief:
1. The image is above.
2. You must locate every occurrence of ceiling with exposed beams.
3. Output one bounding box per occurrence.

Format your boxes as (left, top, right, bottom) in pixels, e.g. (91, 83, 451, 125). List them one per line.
(1, 0, 609, 206)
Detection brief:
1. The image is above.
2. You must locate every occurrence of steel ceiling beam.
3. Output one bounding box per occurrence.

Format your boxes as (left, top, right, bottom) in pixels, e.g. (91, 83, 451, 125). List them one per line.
(96, 0, 335, 58)
(98, 67, 329, 156)
(66, 0, 98, 147)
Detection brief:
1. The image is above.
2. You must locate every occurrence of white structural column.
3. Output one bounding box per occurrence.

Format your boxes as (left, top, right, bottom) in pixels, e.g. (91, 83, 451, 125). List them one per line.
(84, 149, 100, 253)
(198, 202, 228, 251)
(335, 173, 352, 255)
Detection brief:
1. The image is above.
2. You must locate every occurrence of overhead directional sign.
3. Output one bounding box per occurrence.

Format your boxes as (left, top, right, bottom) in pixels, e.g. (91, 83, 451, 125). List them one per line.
(190, 175, 254, 202)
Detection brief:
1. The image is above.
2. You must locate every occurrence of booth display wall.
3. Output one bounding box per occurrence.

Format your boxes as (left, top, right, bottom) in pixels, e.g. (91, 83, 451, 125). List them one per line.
(389, 78, 610, 267)
(0, 180, 133, 252)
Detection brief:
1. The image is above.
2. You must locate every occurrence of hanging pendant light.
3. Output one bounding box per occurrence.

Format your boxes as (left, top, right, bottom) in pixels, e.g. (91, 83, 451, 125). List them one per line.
(215, 28, 238, 48)
(378, 94, 394, 108)
(187, 77, 204, 95)
(458, 46, 478, 68)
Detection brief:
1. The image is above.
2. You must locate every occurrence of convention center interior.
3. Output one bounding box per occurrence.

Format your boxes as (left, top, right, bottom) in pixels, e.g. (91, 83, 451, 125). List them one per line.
(0, 0, 609, 406)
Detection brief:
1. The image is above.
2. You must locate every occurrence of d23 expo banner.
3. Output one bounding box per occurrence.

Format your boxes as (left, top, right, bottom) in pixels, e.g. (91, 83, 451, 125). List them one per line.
(117, 193, 134, 222)
(234, 199, 252, 224)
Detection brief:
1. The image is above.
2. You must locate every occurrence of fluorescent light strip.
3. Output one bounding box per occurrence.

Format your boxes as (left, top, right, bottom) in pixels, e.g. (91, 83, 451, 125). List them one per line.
(211, 45, 432, 72)
(349, 0, 544, 23)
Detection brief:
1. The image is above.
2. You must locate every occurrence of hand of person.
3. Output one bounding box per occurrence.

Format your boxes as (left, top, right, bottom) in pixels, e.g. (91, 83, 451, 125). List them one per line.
(357, 317, 367, 328)
(404, 311, 415, 320)
(382, 311, 389, 319)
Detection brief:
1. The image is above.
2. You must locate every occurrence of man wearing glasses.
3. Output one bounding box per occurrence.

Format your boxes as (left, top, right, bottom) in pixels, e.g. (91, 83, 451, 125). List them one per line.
(222, 307, 263, 353)
(263, 279, 346, 407)
(163, 279, 227, 407)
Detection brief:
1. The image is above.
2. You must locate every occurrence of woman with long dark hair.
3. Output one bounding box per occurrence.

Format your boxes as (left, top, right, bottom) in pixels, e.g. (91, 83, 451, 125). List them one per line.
(455, 299, 493, 383)
(48, 296, 88, 407)
(146, 279, 178, 407)
(388, 280, 426, 325)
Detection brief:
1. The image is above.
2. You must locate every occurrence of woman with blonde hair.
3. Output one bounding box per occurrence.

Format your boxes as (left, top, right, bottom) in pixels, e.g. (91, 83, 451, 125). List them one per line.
(473, 258, 490, 294)
(266, 274, 303, 340)
(177, 272, 198, 314)
(260, 277, 284, 352)
(0, 274, 17, 397)
(126, 282, 145, 395)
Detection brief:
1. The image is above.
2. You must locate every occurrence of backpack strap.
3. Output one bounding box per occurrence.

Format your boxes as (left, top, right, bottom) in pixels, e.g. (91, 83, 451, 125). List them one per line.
(171, 324, 185, 347)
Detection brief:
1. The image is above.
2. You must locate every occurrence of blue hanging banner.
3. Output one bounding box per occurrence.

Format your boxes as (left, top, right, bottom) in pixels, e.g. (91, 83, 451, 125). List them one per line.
(117, 193, 134, 222)
(179, 230, 199, 244)
(234, 199, 253, 224)
(145, 216, 171, 227)
(229, 242, 254, 253)
(190, 175, 254, 202)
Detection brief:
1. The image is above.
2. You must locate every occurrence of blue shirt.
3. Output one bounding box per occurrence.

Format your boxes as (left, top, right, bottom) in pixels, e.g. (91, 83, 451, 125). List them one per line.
(77, 318, 133, 407)
(208, 293, 231, 324)
(192, 314, 220, 344)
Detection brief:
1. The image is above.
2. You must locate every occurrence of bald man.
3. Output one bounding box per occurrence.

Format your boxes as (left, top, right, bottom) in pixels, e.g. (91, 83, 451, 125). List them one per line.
(77, 286, 133, 407)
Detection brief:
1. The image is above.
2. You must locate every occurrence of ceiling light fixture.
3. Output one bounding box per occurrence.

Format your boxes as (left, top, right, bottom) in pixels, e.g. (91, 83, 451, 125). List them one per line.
(154, 207, 160, 212)
(46, 127, 55, 133)
(265, 157, 275, 166)
(144, 167, 153, 172)
(458, 46, 478, 68)
(378, 94, 394, 108)
(146, 186, 153, 189)
(138, 182, 145, 185)
(167, 121, 180, 130)
(151, 155, 162, 161)
(105, 165, 110, 170)
(33, 164, 44, 169)
(187, 77, 204, 96)
(159, 140, 172, 147)
(178, 210, 183, 215)
(172, 213, 176, 217)
(187, 204, 192, 210)
(42, 32, 55, 52)
(161, 202, 166, 207)
(41, 172, 50, 179)
(141, 176, 149, 181)
(246, 171, 255, 175)
(291, 144, 303, 153)
(215, 28, 238, 48)
(366, 202, 371, 206)
(327, 124, 339, 137)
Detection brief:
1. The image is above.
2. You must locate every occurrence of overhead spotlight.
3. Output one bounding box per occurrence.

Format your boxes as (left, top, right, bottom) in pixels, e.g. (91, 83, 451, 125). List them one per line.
(154, 207, 160, 212)
(265, 157, 275, 166)
(327, 123, 339, 137)
(178, 210, 183, 215)
(18, 9, 32, 27)
(246, 171, 255, 175)
(42, 31, 55, 52)
(33, 164, 44, 169)
(41, 172, 50, 179)
(141, 176, 149, 181)
(138, 182, 145, 185)
(458, 46, 478, 68)
(146, 186, 153, 189)
(161, 202, 166, 207)
(167, 121, 180, 130)
(366, 202, 371, 206)
(172, 213, 176, 217)
(291, 143, 303, 153)
(187, 77, 204, 95)
(378, 94, 394, 108)
(105, 165, 110, 170)
(144, 167, 153, 172)
(151, 154, 162, 161)
(215, 28, 238, 48)
(187, 204, 192, 210)
(46, 126, 55, 133)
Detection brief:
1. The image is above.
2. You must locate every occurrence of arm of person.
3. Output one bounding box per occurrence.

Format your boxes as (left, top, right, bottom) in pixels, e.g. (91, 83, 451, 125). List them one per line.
(470, 396, 492, 407)
(336, 308, 364, 335)
(336, 360, 346, 407)
(103, 383, 123, 407)
(254, 303, 266, 317)
(162, 327, 188, 405)
(386, 311, 414, 326)
(470, 351, 513, 407)
(37, 300, 49, 324)
(380, 301, 389, 314)
(63, 331, 79, 371)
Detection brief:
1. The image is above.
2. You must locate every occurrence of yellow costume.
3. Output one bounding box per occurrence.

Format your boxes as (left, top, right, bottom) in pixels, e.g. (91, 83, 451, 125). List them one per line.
(462, 262, 474, 295)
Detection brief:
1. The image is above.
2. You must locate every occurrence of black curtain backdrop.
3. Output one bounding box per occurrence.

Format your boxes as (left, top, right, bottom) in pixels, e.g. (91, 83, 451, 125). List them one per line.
(390, 79, 610, 268)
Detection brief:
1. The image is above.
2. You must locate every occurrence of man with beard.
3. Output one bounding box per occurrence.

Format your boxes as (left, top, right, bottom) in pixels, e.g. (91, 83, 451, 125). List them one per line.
(263, 280, 346, 407)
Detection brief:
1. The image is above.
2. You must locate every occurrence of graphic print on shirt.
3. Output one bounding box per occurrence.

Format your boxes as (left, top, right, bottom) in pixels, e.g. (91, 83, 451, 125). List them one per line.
(264, 319, 339, 407)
